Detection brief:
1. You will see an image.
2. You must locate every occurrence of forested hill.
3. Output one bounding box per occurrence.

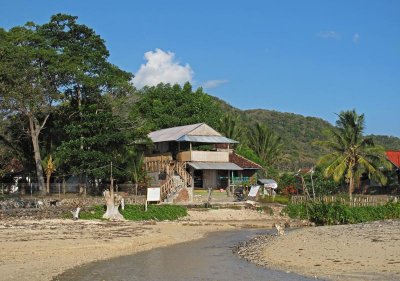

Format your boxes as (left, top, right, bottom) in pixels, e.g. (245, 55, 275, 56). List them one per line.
(211, 97, 400, 168)
(242, 109, 332, 168)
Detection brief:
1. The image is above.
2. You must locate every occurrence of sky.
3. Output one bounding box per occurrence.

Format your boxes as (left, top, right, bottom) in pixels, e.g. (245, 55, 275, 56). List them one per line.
(1, 0, 399, 136)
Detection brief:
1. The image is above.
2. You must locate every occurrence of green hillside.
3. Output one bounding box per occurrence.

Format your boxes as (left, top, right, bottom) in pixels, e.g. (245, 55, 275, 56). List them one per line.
(211, 97, 400, 170)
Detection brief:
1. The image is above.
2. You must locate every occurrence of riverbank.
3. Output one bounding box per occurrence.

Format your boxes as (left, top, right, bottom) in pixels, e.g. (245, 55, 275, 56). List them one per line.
(0, 208, 291, 281)
(238, 219, 400, 281)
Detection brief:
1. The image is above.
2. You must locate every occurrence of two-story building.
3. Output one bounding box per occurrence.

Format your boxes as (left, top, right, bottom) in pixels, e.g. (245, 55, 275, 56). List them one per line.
(144, 123, 262, 202)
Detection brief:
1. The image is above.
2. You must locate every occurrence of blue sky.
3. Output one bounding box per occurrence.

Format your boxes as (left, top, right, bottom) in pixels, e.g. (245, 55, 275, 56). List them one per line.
(1, 1, 399, 136)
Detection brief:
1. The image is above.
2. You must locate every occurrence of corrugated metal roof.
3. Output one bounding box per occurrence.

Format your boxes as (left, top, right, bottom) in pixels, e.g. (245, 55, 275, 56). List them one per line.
(148, 123, 239, 144)
(258, 179, 277, 184)
(148, 123, 203, 143)
(187, 162, 243, 170)
(177, 135, 238, 144)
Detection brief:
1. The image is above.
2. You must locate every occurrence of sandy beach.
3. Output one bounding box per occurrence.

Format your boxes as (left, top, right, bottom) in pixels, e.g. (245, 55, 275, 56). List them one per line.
(0, 208, 286, 281)
(3, 205, 399, 281)
(248, 220, 400, 281)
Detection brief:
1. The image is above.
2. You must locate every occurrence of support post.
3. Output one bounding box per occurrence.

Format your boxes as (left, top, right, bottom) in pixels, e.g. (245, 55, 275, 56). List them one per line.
(227, 170, 231, 197)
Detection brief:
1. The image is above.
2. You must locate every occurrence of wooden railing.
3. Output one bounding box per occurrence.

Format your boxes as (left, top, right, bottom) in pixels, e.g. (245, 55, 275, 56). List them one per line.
(160, 177, 175, 201)
(174, 161, 193, 187)
(144, 153, 173, 173)
(145, 160, 194, 201)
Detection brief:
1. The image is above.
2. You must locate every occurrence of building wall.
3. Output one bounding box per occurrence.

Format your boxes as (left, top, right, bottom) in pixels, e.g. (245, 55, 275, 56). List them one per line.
(203, 170, 217, 189)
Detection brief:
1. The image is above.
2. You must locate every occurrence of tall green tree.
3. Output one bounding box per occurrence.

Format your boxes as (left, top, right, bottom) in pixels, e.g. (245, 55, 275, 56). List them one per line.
(0, 24, 60, 192)
(248, 123, 283, 167)
(132, 82, 222, 130)
(0, 14, 133, 192)
(315, 110, 390, 198)
(56, 102, 130, 180)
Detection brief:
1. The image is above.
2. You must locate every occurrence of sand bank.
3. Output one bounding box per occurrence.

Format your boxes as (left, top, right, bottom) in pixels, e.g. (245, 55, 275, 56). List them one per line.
(0, 208, 286, 281)
(258, 220, 400, 281)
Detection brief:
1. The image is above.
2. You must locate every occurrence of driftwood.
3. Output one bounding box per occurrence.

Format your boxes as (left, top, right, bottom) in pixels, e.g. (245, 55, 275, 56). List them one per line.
(103, 189, 125, 220)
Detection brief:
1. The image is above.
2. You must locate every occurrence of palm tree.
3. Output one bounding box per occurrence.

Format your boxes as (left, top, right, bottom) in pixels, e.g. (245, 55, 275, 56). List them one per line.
(315, 110, 389, 198)
(125, 148, 146, 200)
(218, 113, 245, 144)
(248, 123, 282, 167)
(42, 155, 57, 194)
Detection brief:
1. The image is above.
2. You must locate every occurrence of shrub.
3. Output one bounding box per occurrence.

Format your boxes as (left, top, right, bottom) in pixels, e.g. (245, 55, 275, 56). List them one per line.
(283, 201, 400, 226)
(281, 186, 297, 196)
(79, 204, 188, 221)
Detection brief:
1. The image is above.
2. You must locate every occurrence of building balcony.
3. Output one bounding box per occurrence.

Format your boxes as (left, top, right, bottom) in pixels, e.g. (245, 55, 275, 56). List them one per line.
(176, 150, 229, 162)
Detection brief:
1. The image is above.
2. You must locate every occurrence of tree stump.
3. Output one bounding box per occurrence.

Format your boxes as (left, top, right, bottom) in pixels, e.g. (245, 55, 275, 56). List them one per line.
(103, 190, 125, 220)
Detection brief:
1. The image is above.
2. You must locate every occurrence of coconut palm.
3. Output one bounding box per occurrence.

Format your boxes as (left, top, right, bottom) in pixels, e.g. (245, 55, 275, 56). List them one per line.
(315, 110, 389, 198)
(218, 113, 245, 144)
(248, 122, 282, 166)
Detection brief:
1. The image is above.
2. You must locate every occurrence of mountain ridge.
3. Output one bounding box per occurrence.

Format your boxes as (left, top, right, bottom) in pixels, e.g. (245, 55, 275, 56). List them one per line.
(210, 95, 400, 169)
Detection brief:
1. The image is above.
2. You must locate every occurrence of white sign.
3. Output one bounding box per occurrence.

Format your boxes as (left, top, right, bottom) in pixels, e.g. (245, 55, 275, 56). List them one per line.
(147, 187, 161, 202)
(248, 185, 260, 197)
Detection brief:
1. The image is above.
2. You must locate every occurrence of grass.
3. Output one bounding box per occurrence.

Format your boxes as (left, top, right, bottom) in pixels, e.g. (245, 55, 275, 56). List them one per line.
(283, 201, 400, 226)
(257, 195, 290, 205)
(78, 204, 187, 221)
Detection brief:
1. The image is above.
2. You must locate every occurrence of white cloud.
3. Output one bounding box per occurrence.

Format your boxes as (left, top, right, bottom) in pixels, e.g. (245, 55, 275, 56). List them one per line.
(132, 48, 194, 88)
(317, 31, 341, 40)
(353, 33, 360, 43)
(202, 79, 229, 89)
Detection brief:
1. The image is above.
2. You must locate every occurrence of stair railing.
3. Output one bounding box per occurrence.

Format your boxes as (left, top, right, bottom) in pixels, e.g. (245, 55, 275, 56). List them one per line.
(147, 160, 194, 200)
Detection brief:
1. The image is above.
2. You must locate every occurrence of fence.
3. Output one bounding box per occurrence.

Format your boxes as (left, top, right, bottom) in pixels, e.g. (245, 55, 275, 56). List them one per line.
(0, 182, 147, 197)
(291, 195, 400, 207)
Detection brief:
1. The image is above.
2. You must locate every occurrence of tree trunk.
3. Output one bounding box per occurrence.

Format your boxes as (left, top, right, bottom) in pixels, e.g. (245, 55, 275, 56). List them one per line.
(103, 190, 124, 220)
(28, 115, 46, 194)
(349, 176, 354, 199)
(135, 183, 138, 203)
(62, 177, 66, 195)
(46, 173, 51, 194)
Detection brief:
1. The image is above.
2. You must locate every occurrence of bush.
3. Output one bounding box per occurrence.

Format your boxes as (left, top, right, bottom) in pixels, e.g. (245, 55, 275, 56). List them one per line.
(79, 204, 188, 221)
(283, 201, 400, 226)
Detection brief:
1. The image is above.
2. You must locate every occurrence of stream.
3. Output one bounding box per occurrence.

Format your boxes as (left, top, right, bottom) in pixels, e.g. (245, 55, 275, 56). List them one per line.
(54, 229, 321, 281)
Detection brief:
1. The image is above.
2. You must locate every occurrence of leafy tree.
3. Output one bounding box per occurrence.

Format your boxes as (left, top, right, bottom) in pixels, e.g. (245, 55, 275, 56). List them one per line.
(56, 103, 128, 179)
(132, 82, 222, 130)
(0, 14, 133, 192)
(39, 14, 133, 152)
(0, 24, 60, 192)
(248, 123, 283, 167)
(315, 110, 390, 198)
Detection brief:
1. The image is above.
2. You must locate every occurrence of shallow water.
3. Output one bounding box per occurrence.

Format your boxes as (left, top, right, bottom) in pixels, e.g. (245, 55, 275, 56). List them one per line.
(54, 229, 321, 281)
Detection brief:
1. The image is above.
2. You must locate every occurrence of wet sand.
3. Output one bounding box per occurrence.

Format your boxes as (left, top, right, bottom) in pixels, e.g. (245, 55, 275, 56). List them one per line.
(258, 220, 400, 281)
(0, 208, 287, 281)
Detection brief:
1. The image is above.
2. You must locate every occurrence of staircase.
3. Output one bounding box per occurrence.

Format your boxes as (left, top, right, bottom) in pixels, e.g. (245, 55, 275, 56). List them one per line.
(145, 160, 193, 202)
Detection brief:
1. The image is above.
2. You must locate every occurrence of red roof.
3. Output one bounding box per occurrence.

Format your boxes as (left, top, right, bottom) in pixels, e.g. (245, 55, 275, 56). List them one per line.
(386, 150, 400, 168)
(229, 152, 263, 170)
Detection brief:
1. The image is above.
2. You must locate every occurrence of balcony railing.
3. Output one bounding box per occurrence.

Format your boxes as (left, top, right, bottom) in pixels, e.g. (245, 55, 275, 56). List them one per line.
(176, 150, 229, 162)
